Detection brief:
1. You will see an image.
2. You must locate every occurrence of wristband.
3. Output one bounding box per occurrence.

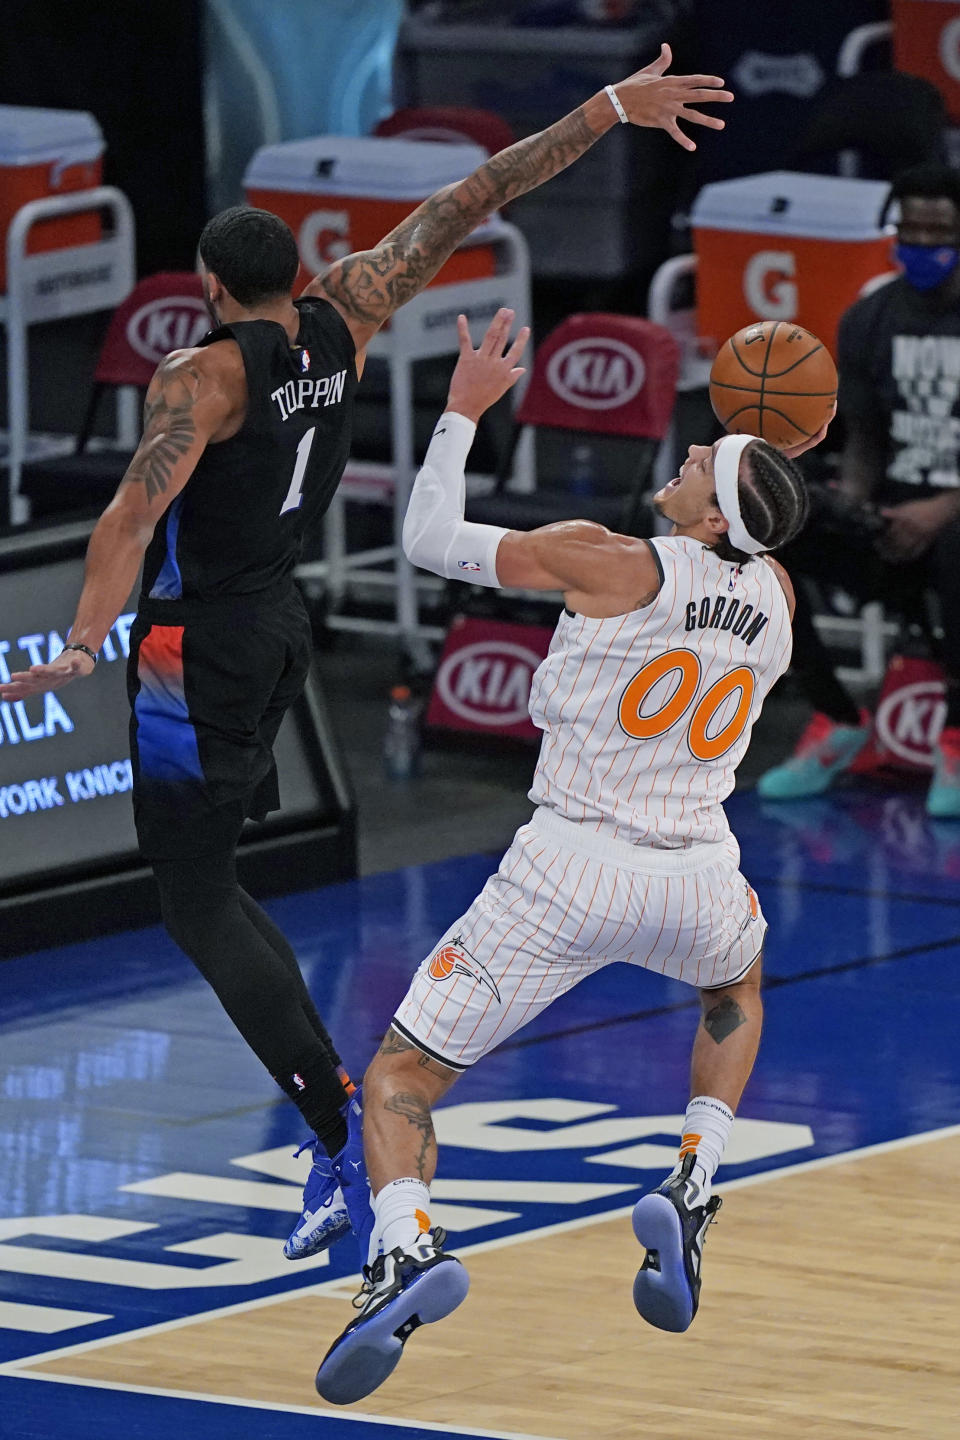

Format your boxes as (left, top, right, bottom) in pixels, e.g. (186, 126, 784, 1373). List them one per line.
(604, 84, 629, 125)
(62, 642, 98, 666)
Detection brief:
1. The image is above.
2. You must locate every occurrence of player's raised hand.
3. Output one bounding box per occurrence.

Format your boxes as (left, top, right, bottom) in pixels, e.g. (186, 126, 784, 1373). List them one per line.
(779, 402, 838, 459)
(0, 648, 95, 701)
(610, 43, 733, 152)
(446, 309, 530, 424)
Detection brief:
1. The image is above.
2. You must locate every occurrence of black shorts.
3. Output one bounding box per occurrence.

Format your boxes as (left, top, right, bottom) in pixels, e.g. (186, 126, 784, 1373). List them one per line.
(126, 582, 312, 861)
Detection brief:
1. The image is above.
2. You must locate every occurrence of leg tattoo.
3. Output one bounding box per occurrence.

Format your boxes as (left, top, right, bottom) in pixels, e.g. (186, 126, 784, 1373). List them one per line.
(383, 1091, 435, 1180)
(702, 995, 748, 1045)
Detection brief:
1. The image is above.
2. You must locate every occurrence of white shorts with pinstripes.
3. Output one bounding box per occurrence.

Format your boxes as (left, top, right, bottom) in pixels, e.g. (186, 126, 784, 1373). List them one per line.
(392, 806, 767, 1072)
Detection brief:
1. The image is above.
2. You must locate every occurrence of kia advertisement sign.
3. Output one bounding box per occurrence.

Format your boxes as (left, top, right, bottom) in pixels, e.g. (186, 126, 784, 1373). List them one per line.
(546, 337, 646, 411)
(852, 655, 946, 775)
(125, 295, 208, 365)
(875, 679, 946, 771)
(515, 314, 678, 440)
(426, 617, 554, 741)
(95, 272, 207, 388)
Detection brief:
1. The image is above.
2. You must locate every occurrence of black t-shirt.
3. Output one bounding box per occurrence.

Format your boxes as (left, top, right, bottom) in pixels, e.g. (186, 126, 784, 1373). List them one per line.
(141, 296, 357, 602)
(837, 276, 960, 504)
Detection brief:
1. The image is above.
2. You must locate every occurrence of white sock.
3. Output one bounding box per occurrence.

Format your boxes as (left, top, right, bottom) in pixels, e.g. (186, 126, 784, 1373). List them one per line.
(372, 1177, 431, 1258)
(672, 1096, 734, 1201)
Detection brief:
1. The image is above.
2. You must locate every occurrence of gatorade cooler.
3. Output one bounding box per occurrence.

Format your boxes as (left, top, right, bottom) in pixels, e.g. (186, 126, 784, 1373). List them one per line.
(0, 106, 104, 292)
(893, 1, 960, 123)
(691, 171, 894, 352)
(244, 135, 500, 290)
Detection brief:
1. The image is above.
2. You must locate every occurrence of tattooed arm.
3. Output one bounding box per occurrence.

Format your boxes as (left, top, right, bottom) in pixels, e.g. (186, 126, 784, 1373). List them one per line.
(305, 43, 732, 353)
(0, 347, 236, 699)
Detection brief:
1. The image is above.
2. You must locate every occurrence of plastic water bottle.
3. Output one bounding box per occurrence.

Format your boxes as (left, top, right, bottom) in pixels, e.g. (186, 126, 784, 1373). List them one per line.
(569, 442, 599, 497)
(383, 684, 421, 780)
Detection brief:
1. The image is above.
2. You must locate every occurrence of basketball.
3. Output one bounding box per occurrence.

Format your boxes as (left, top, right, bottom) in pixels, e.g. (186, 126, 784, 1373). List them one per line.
(709, 320, 838, 449)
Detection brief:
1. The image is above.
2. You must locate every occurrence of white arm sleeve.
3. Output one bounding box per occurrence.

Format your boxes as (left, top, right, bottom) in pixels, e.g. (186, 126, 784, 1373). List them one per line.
(401, 411, 508, 588)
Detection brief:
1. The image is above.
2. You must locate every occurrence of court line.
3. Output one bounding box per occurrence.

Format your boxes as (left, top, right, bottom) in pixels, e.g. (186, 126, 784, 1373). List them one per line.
(4, 1116, 960, 1379)
(0, 1371, 564, 1440)
(499, 931, 960, 1052)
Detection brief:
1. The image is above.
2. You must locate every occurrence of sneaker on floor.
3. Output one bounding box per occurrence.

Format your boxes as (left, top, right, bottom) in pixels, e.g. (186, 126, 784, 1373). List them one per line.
(284, 1140, 350, 1261)
(756, 708, 872, 800)
(315, 1228, 469, 1405)
(927, 726, 960, 819)
(632, 1154, 722, 1334)
(330, 1087, 375, 1267)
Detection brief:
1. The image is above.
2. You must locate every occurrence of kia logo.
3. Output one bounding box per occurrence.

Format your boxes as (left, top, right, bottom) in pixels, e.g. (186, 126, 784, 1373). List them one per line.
(546, 337, 646, 411)
(436, 640, 543, 726)
(126, 297, 209, 364)
(875, 680, 946, 769)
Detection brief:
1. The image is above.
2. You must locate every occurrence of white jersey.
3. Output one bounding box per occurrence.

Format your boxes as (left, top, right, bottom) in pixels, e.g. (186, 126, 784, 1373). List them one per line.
(527, 535, 792, 845)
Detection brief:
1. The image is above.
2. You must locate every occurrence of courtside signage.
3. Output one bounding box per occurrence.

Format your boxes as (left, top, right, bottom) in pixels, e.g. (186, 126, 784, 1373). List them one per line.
(875, 680, 947, 770)
(426, 618, 553, 739)
(545, 337, 646, 411)
(125, 296, 208, 365)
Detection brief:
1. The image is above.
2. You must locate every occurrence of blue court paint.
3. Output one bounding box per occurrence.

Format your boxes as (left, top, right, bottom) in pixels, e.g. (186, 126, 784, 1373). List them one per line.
(1, 784, 959, 1433)
(0, 1376, 522, 1440)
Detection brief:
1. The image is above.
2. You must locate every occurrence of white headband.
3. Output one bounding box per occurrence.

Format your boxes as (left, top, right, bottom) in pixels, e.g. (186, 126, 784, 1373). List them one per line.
(713, 434, 766, 555)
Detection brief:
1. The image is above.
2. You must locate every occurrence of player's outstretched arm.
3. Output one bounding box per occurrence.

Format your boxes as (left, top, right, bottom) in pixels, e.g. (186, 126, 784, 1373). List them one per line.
(401, 309, 660, 610)
(308, 43, 731, 351)
(0, 351, 233, 701)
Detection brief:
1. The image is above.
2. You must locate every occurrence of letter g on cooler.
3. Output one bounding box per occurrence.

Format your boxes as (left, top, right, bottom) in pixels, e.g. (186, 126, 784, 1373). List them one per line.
(743, 251, 798, 322)
(299, 210, 351, 271)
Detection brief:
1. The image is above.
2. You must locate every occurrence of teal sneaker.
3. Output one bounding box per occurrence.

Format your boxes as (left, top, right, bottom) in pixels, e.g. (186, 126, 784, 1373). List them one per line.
(756, 709, 872, 800)
(926, 726, 960, 819)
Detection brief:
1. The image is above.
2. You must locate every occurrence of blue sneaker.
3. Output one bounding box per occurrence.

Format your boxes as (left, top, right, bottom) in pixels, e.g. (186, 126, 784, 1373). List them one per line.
(315, 1228, 469, 1406)
(284, 1138, 351, 1261)
(756, 709, 872, 800)
(631, 1155, 721, 1333)
(330, 1088, 375, 1267)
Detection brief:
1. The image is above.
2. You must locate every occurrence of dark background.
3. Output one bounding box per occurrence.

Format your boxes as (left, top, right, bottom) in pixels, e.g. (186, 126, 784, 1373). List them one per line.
(1, 0, 206, 276)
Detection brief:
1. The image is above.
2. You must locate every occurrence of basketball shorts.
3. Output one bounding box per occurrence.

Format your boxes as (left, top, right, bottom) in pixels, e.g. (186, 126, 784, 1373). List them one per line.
(392, 805, 766, 1072)
(127, 583, 312, 861)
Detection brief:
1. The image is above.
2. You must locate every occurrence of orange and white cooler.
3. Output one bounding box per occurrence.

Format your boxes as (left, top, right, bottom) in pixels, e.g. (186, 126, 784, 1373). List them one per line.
(0, 106, 104, 292)
(893, 0, 960, 123)
(244, 135, 500, 291)
(691, 171, 894, 352)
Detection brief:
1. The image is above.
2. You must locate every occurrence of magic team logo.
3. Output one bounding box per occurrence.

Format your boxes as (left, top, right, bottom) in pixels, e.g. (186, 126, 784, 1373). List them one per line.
(427, 935, 501, 1002)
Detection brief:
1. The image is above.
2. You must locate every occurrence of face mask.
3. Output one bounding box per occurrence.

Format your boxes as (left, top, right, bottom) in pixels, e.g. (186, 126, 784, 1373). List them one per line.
(895, 241, 960, 292)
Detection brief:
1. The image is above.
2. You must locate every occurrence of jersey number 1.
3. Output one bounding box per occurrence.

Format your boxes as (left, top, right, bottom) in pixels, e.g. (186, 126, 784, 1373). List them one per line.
(280, 427, 316, 515)
(618, 650, 756, 762)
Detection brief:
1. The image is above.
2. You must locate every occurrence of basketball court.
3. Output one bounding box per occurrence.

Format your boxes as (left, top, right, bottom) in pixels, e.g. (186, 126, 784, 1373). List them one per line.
(3, 784, 959, 1440)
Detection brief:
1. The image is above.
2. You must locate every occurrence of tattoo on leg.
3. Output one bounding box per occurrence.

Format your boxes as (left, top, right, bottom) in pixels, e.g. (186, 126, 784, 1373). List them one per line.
(702, 995, 748, 1045)
(377, 1029, 416, 1057)
(376, 1029, 457, 1079)
(383, 1091, 435, 1180)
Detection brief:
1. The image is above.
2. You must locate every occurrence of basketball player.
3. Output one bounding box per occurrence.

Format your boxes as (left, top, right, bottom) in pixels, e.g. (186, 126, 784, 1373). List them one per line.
(315, 309, 824, 1406)
(0, 48, 733, 1268)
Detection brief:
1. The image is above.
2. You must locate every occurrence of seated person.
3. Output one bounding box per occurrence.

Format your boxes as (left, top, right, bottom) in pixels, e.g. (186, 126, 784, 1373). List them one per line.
(757, 161, 960, 818)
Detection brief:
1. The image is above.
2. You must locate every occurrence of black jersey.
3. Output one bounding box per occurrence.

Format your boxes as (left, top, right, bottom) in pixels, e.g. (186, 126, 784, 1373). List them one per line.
(838, 277, 960, 502)
(141, 296, 357, 602)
